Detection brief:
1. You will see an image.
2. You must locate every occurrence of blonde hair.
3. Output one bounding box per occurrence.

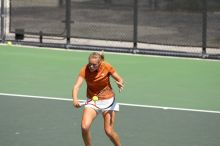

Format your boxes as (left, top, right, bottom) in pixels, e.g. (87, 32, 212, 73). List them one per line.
(89, 51, 104, 62)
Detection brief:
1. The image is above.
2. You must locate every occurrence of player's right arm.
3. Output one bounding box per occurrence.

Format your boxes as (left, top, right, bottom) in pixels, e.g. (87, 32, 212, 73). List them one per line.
(72, 75, 84, 108)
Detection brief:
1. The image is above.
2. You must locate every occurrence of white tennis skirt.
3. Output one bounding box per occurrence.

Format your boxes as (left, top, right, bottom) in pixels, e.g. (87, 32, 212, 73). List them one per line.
(85, 97, 119, 113)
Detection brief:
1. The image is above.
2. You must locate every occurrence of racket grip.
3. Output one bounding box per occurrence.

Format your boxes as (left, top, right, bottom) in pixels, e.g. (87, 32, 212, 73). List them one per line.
(79, 102, 85, 107)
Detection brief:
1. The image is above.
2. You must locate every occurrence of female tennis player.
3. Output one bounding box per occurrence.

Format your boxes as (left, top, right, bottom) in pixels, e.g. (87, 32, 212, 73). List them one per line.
(72, 52, 124, 146)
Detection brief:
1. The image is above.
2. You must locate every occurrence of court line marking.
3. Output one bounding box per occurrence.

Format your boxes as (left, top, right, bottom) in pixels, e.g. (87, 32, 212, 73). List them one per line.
(1, 44, 219, 62)
(0, 92, 220, 114)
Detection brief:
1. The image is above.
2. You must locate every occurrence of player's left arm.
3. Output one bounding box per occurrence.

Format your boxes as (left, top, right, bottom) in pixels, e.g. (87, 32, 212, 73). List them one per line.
(111, 72, 124, 92)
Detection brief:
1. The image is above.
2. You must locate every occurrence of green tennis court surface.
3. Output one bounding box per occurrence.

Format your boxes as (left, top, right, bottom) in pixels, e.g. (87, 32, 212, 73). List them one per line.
(0, 45, 220, 146)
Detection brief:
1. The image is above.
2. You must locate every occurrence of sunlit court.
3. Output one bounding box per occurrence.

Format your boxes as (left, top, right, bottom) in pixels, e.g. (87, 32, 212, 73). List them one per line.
(1, 45, 220, 146)
(1, 0, 220, 146)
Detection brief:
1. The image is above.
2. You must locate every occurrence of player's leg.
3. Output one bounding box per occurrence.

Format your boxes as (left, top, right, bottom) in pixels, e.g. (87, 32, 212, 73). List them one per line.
(103, 111, 121, 146)
(81, 108, 97, 146)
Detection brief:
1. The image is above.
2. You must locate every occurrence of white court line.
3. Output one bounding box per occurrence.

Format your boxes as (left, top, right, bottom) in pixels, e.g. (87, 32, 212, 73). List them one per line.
(0, 92, 220, 114)
(1, 43, 220, 62)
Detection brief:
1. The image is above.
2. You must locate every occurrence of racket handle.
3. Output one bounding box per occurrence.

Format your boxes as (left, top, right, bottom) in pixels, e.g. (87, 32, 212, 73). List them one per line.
(79, 102, 85, 107)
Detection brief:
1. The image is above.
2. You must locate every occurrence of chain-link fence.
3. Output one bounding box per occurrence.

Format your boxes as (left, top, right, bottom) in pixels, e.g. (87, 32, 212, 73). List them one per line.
(1, 0, 220, 59)
(71, 0, 134, 42)
(10, 0, 66, 36)
(0, 0, 3, 41)
(207, 0, 220, 48)
(138, 0, 203, 47)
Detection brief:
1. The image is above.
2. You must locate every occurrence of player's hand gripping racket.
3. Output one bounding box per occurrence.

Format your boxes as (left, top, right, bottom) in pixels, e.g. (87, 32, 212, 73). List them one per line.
(80, 86, 115, 109)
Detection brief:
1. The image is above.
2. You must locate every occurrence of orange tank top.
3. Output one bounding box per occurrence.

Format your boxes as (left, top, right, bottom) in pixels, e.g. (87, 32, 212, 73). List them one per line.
(79, 61, 116, 99)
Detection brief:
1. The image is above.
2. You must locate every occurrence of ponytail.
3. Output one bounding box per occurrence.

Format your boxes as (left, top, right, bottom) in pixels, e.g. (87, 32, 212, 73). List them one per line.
(99, 50, 104, 61)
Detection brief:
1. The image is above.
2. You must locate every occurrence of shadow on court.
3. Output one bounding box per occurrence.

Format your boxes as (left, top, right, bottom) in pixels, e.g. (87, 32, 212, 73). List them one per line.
(0, 95, 220, 146)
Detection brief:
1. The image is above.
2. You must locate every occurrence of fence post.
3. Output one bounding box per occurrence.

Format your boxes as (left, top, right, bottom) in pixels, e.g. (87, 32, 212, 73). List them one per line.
(59, 0, 64, 7)
(1, 0, 5, 42)
(66, 0, 71, 46)
(133, 0, 138, 51)
(202, 0, 207, 56)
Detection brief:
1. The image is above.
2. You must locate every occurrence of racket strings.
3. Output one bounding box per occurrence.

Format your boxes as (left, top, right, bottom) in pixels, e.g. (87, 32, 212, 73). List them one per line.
(86, 97, 115, 109)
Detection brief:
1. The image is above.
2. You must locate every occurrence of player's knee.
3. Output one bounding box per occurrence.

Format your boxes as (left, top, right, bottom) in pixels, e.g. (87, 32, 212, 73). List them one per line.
(104, 126, 113, 136)
(81, 122, 90, 132)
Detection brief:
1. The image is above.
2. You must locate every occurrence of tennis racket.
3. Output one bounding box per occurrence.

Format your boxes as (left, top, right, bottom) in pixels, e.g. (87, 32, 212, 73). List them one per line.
(81, 97, 115, 109)
(80, 86, 115, 109)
